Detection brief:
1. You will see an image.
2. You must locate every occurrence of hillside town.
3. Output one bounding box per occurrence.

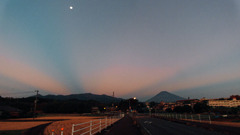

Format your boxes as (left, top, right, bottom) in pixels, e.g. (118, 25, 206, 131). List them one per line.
(151, 95, 240, 114)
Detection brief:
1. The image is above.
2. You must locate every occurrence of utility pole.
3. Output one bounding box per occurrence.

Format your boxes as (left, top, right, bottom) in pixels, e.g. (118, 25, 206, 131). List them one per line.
(112, 91, 115, 107)
(33, 90, 39, 120)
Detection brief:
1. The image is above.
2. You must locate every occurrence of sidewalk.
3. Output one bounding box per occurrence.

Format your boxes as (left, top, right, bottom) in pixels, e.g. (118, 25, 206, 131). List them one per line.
(100, 115, 142, 135)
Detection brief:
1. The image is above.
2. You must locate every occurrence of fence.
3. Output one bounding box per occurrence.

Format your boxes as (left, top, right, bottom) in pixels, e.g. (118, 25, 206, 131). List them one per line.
(71, 114, 124, 135)
(153, 113, 212, 124)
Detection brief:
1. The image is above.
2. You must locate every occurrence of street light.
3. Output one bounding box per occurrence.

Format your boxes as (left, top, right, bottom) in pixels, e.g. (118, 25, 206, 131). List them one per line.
(129, 97, 137, 112)
(129, 100, 131, 111)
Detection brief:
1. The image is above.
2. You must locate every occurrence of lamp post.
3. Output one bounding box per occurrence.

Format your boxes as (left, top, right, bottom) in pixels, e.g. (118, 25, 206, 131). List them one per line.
(129, 97, 137, 112)
(129, 100, 131, 111)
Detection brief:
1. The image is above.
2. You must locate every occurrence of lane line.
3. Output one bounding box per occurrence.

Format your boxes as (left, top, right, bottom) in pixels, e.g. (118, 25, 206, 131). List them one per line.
(142, 121, 152, 135)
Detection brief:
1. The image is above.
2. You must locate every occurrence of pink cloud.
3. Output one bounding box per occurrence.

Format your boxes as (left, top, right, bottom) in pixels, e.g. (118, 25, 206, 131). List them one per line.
(81, 64, 179, 96)
(0, 55, 69, 94)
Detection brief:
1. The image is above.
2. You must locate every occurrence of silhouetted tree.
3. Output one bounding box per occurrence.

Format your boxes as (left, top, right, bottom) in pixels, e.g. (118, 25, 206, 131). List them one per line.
(173, 105, 192, 113)
(193, 102, 210, 113)
(165, 108, 172, 113)
(210, 106, 240, 115)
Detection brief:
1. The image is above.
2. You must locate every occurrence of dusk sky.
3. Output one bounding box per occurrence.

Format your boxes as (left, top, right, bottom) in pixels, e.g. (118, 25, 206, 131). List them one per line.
(0, 0, 240, 101)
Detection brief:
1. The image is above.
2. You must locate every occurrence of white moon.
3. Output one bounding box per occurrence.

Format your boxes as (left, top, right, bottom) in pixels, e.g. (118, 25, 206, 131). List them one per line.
(70, 6, 73, 10)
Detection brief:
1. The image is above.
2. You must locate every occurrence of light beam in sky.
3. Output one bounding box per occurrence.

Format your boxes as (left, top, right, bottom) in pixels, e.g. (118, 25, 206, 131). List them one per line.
(0, 55, 69, 95)
(0, 0, 240, 100)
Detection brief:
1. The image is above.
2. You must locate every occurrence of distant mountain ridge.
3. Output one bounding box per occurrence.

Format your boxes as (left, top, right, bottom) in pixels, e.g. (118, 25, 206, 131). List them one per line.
(147, 91, 185, 103)
(37, 93, 123, 103)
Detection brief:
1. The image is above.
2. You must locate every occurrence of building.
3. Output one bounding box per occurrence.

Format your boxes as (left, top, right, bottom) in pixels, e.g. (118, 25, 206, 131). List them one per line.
(91, 107, 100, 114)
(230, 95, 240, 100)
(175, 99, 199, 108)
(208, 97, 240, 108)
(162, 103, 176, 111)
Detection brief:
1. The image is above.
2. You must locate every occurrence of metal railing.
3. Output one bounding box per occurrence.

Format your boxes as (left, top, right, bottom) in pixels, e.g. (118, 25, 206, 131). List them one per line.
(153, 113, 212, 124)
(71, 114, 124, 135)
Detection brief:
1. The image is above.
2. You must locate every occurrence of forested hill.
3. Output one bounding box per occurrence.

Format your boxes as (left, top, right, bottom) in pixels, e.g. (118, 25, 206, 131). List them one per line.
(38, 93, 123, 103)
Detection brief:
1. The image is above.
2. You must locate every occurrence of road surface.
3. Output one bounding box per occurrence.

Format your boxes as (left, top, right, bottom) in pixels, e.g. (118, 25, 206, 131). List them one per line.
(137, 117, 223, 135)
(100, 115, 142, 135)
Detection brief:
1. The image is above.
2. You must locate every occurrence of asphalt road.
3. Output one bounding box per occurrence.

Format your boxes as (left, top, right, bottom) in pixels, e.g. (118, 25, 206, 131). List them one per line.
(100, 115, 142, 135)
(137, 117, 224, 135)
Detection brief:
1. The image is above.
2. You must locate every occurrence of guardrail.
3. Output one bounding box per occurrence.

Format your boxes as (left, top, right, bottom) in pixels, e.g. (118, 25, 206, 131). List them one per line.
(71, 114, 124, 135)
(153, 113, 212, 124)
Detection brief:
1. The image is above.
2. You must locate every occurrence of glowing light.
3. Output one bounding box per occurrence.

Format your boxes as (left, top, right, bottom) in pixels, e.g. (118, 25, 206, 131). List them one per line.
(69, 6, 73, 10)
